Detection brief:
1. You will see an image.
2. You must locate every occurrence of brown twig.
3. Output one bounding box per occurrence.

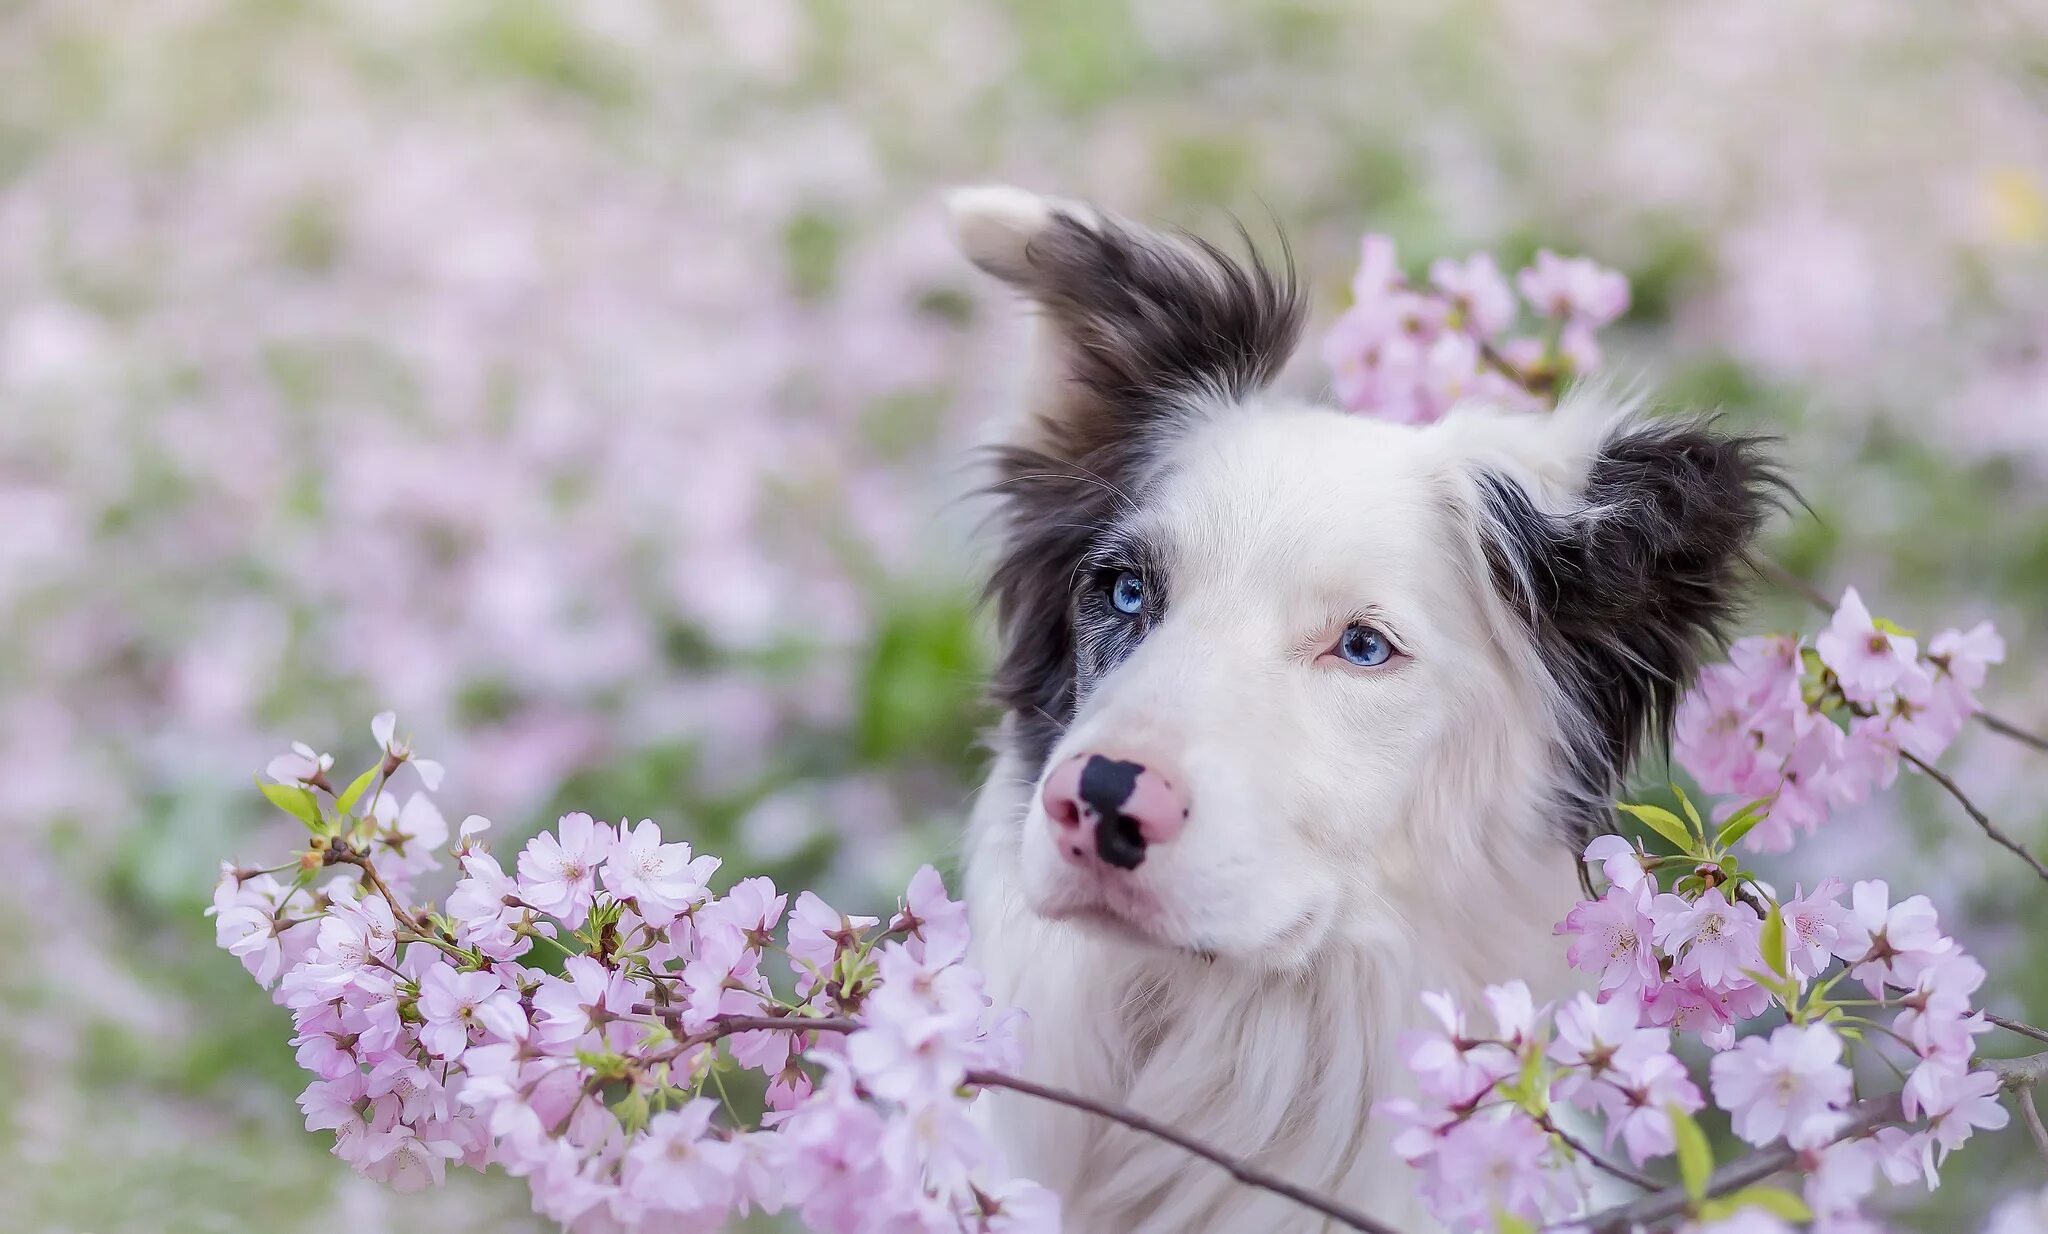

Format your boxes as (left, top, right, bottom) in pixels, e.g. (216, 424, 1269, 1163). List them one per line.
(1478, 340, 1555, 400)
(1988, 1012, 2048, 1045)
(1980, 709, 2048, 754)
(628, 1005, 1401, 1233)
(328, 847, 433, 935)
(1574, 1052, 2048, 1233)
(1901, 749, 2048, 884)
(1541, 1116, 1663, 1192)
(1573, 1093, 1899, 1234)
(2019, 1082, 2048, 1168)
(965, 1068, 1402, 1234)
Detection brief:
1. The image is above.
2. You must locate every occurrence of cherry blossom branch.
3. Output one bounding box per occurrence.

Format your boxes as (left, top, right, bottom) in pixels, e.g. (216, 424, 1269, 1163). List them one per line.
(1754, 558, 2048, 755)
(1572, 1094, 1898, 1234)
(1979, 709, 2048, 754)
(326, 845, 433, 935)
(1479, 341, 1553, 397)
(2018, 1079, 2048, 1168)
(962, 1068, 1403, 1234)
(1899, 749, 2048, 885)
(1573, 1052, 2048, 1234)
(630, 1004, 1402, 1234)
(1988, 1012, 2048, 1045)
(1540, 1116, 1663, 1192)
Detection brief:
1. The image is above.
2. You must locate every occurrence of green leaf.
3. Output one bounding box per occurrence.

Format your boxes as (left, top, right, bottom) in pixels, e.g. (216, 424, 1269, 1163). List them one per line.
(334, 764, 380, 816)
(256, 778, 324, 831)
(1671, 783, 1705, 835)
(1670, 1104, 1713, 1203)
(1760, 903, 1788, 979)
(1714, 799, 1771, 850)
(1701, 1186, 1812, 1223)
(1617, 802, 1696, 855)
(1493, 1214, 1538, 1234)
(1739, 967, 1797, 1005)
(1872, 616, 1917, 639)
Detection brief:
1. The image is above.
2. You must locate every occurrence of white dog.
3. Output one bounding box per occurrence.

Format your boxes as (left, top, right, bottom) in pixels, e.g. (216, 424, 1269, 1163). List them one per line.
(946, 187, 1777, 1233)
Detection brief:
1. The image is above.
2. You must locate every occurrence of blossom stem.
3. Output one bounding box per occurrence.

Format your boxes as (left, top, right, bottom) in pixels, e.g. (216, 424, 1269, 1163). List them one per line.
(1538, 1116, 1663, 1192)
(1572, 1051, 2048, 1234)
(1899, 749, 2048, 884)
(328, 848, 433, 935)
(962, 1068, 1405, 1234)
(1987, 1012, 2048, 1045)
(1570, 1093, 1900, 1234)
(625, 1004, 1403, 1233)
(2017, 1081, 2048, 1169)
(1477, 340, 1554, 399)
(1978, 709, 2048, 754)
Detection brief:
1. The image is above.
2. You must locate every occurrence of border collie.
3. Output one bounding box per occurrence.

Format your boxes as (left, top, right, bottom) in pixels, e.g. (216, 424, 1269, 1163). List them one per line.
(946, 186, 1777, 1233)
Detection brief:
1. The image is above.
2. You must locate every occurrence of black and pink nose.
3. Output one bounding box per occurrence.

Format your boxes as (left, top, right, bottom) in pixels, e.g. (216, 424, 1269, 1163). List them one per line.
(1041, 753, 1189, 870)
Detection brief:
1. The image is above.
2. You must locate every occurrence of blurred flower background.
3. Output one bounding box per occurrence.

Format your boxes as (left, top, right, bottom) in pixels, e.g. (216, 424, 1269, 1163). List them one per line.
(2, 1, 2046, 1230)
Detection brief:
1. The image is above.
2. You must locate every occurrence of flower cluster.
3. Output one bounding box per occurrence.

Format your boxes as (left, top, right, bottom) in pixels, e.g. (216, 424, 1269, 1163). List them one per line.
(213, 714, 1056, 1234)
(1390, 784, 2017, 1234)
(1321, 237, 1628, 424)
(1674, 588, 2006, 851)
(1396, 817, 2013, 1234)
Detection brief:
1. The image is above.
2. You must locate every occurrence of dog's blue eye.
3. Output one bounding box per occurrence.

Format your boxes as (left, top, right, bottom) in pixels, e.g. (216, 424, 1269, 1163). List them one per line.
(1109, 571, 1145, 616)
(1336, 624, 1392, 667)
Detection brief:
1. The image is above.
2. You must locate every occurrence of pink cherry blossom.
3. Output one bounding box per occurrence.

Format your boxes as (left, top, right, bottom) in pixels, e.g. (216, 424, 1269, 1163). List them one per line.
(1399, 990, 1519, 1106)
(417, 963, 526, 1060)
(516, 811, 613, 928)
(787, 891, 878, 993)
(601, 819, 718, 926)
(1831, 879, 1954, 995)
(532, 954, 647, 1051)
(1779, 881, 1846, 979)
(1516, 250, 1629, 326)
(1429, 253, 1518, 338)
(1601, 1048, 1704, 1165)
(1582, 834, 1649, 891)
(1709, 1023, 1853, 1149)
(1641, 972, 1770, 1051)
(619, 1099, 744, 1219)
(1804, 1137, 1880, 1220)
(446, 851, 542, 959)
(1424, 1109, 1575, 1231)
(266, 740, 334, 787)
(1558, 883, 1663, 998)
(371, 710, 446, 791)
(896, 864, 970, 967)
(1814, 588, 1918, 705)
(1912, 1065, 2010, 1159)
(1652, 886, 1763, 992)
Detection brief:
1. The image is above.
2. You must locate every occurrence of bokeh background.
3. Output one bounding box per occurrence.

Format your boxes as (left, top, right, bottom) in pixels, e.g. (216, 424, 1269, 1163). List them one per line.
(3, 1, 2046, 1231)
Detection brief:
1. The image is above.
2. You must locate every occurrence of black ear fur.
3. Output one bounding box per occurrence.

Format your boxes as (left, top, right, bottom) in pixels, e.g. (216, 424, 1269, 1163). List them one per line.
(1479, 416, 1786, 844)
(972, 204, 1304, 773)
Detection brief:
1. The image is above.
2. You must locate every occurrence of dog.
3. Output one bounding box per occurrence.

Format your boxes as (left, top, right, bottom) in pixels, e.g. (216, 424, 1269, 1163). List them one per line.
(945, 186, 1778, 1233)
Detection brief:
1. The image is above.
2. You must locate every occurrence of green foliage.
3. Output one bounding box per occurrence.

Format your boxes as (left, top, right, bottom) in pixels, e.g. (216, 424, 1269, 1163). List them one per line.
(1670, 1104, 1715, 1204)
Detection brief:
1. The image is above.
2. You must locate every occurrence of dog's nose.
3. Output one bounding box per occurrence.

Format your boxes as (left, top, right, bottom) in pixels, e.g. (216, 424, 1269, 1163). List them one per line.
(1041, 752, 1188, 870)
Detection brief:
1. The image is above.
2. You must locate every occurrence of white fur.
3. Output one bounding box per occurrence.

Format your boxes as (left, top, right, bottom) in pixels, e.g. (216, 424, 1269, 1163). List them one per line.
(953, 188, 1605, 1232)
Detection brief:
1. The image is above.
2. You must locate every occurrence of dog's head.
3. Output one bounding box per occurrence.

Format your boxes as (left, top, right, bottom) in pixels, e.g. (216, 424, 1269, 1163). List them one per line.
(954, 187, 1778, 970)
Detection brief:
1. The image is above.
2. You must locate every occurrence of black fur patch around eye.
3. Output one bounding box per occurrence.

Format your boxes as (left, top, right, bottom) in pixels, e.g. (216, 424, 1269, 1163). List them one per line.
(979, 208, 1303, 775)
(1479, 417, 1786, 846)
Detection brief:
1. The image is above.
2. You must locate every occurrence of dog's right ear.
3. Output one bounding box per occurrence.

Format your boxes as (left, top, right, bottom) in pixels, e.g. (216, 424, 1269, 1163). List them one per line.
(946, 185, 1303, 463)
(948, 186, 1302, 773)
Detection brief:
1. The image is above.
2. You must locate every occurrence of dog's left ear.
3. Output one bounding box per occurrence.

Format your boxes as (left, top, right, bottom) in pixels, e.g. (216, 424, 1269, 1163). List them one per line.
(1470, 405, 1785, 840)
(948, 186, 1304, 772)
